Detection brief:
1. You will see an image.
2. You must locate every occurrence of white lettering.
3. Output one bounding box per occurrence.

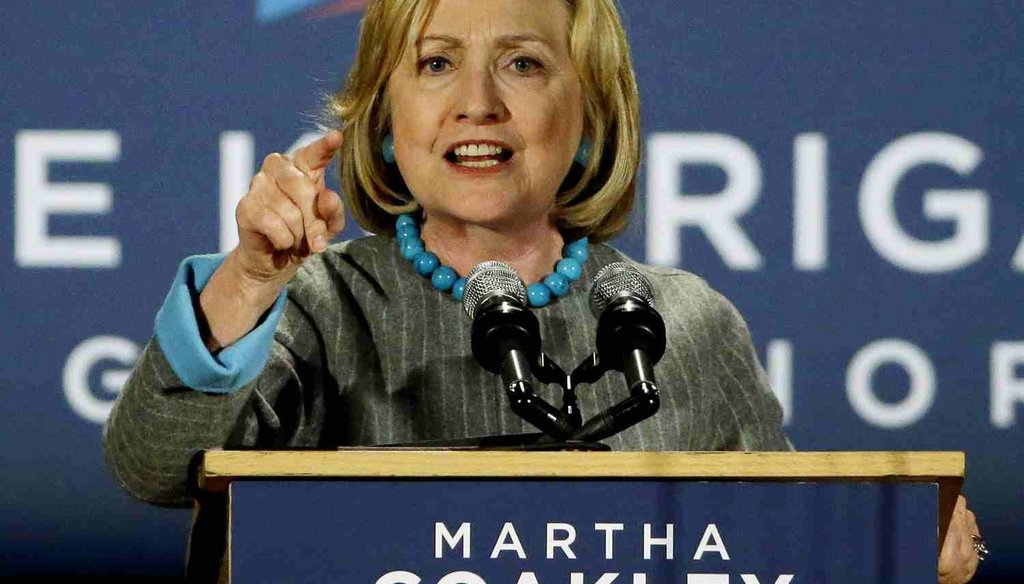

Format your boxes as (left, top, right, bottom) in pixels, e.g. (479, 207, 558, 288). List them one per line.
(646, 133, 763, 269)
(991, 342, 1024, 428)
(693, 524, 730, 560)
(435, 522, 471, 559)
(15, 130, 121, 268)
(594, 523, 624, 560)
(219, 131, 254, 253)
(643, 523, 674, 560)
(63, 336, 139, 424)
(491, 522, 526, 559)
(847, 339, 935, 428)
(546, 523, 577, 559)
(793, 133, 828, 270)
(515, 573, 541, 584)
(1013, 235, 1024, 272)
(860, 132, 987, 273)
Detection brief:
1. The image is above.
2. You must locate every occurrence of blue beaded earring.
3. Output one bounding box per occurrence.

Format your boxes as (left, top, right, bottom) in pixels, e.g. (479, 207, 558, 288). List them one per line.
(382, 133, 396, 164)
(574, 137, 592, 166)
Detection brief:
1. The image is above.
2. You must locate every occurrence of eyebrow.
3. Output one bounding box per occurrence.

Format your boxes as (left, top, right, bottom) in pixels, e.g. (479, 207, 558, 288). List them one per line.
(419, 33, 553, 49)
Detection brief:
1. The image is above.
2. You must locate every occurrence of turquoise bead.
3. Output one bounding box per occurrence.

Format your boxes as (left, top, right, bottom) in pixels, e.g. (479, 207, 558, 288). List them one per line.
(564, 241, 589, 263)
(396, 224, 419, 241)
(567, 236, 588, 249)
(431, 266, 457, 291)
(400, 238, 424, 260)
(394, 216, 589, 306)
(526, 283, 552, 307)
(413, 251, 440, 276)
(543, 272, 570, 297)
(452, 278, 467, 301)
(556, 258, 583, 281)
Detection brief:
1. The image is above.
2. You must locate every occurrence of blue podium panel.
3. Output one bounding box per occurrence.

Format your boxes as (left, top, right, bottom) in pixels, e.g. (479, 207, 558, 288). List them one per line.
(231, 480, 936, 583)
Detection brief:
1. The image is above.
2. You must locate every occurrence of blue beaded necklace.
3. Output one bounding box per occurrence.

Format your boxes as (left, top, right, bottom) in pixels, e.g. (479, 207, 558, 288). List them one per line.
(394, 213, 589, 308)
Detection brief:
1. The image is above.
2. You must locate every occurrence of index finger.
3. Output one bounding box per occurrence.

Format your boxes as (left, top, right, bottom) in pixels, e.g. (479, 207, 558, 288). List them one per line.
(294, 129, 344, 174)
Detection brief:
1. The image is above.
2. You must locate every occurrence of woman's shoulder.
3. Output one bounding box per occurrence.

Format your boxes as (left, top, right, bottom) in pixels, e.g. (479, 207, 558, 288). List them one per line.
(590, 243, 743, 330)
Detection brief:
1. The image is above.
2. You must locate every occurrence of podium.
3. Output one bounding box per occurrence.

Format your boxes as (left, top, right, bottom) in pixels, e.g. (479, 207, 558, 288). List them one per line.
(192, 450, 962, 583)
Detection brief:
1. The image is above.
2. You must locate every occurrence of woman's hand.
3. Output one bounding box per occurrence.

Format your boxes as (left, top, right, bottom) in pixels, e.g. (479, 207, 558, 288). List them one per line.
(234, 130, 346, 284)
(199, 131, 346, 350)
(939, 495, 982, 584)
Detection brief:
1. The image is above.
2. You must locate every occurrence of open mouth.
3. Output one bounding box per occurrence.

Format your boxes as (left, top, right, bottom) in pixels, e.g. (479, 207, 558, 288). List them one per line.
(444, 143, 515, 169)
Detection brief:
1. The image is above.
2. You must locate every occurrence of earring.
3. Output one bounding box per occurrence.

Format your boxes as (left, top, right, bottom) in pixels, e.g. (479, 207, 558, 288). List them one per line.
(574, 137, 592, 166)
(382, 133, 396, 164)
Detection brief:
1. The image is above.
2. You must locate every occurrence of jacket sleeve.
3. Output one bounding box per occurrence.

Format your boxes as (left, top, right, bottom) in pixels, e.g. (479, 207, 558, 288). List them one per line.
(102, 264, 329, 507)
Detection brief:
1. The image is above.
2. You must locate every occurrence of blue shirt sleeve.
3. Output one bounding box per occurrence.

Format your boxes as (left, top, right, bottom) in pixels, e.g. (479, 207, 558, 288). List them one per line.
(153, 254, 287, 394)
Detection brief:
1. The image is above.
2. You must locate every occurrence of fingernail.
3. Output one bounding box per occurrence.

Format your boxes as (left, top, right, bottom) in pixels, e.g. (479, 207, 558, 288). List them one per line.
(313, 235, 328, 252)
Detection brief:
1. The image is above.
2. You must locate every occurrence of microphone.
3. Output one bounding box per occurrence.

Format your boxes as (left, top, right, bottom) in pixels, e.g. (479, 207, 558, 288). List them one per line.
(463, 261, 575, 439)
(570, 262, 665, 442)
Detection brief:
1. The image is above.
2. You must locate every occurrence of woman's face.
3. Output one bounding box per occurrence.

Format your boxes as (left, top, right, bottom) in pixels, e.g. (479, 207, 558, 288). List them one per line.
(387, 0, 584, 232)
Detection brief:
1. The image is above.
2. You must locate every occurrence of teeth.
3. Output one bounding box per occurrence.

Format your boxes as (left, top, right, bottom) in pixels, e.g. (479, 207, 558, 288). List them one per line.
(457, 159, 500, 168)
(454, 143, 503, 157)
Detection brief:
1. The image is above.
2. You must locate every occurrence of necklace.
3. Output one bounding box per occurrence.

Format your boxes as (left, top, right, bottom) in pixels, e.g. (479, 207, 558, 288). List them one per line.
(394, 213, 589, 308)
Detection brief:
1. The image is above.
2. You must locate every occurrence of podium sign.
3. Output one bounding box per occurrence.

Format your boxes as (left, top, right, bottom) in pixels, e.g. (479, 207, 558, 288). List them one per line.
(232, 480, 934, 583)
(198, 451, 961, 583)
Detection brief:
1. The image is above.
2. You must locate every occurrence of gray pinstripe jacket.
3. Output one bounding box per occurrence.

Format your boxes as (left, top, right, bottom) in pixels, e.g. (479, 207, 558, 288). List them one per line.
(102, 236, 791, 508)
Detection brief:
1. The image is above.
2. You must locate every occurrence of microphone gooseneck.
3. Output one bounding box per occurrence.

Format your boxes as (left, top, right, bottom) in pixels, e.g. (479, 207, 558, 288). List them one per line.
(463, 261, 576, 439)
(571, 262, 666, 443)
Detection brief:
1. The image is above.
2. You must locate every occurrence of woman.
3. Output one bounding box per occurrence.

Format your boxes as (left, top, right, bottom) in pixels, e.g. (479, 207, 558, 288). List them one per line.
(102, 0, 981, 581)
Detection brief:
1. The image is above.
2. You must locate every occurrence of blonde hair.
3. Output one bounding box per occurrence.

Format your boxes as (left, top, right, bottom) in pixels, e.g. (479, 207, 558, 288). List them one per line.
(325, 0, 640, 243)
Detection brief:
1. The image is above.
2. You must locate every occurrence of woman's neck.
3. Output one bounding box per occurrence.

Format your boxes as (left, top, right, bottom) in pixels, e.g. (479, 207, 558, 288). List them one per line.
(420, 214, 564, 285)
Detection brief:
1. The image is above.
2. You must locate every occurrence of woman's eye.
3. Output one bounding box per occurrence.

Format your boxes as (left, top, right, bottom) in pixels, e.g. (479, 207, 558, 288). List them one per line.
(511, 57, 541, 74)
(421, 56, 451, 74)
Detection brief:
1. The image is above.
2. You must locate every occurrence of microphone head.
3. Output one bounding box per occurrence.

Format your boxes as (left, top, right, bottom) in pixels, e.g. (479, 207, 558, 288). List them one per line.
(589, 261, 656, 317)
(462, 260, 528, 318)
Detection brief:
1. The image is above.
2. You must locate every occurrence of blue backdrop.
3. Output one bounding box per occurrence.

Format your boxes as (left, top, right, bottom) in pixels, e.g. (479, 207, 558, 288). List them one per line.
(1, 0, 1021, 579)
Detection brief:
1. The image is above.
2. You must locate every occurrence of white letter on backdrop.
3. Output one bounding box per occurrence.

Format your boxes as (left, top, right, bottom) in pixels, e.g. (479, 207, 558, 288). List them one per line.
(63, 335, 139, 424)
(219, 131, 254, 253)
(15, 130, 121, 267)
(860, 132, 987, 273)
(793, 133, 828, 270)
(646, 133, 763, 269)
(847, 339, 935, 428)
(991, 342, 1024, 428)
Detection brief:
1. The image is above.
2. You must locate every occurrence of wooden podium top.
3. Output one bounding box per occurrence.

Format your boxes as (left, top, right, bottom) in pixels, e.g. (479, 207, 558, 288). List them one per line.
(198, 450, 964, 493)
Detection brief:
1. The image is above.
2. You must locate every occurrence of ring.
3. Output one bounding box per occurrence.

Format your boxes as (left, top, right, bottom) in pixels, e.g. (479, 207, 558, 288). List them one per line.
(972, 534, 989, 561)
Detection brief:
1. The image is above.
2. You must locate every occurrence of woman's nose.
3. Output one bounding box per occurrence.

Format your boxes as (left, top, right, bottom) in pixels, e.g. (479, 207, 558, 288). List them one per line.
(455, 67, 509, 125)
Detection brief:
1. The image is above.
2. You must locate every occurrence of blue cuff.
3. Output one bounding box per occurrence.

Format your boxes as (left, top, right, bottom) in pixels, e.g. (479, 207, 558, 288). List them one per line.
(154, 254, 287, 394)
